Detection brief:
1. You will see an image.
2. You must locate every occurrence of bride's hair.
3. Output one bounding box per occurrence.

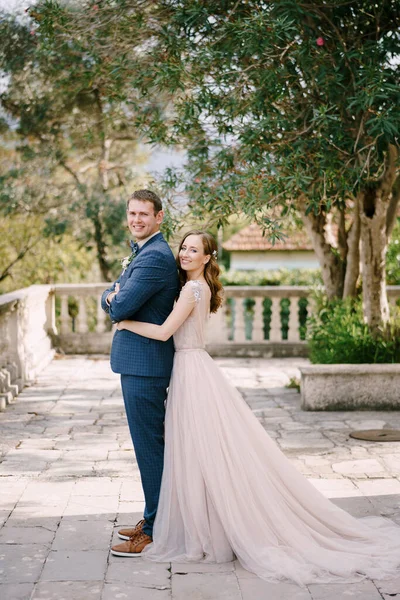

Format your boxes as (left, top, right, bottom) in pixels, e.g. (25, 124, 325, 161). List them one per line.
(176, 230, 223, 313)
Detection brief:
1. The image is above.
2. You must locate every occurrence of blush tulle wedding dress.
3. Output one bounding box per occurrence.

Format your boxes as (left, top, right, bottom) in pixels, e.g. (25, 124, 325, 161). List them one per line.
(143, 280, 400, 586)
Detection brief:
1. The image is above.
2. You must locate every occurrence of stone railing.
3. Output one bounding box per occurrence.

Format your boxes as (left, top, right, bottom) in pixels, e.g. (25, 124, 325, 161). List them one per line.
(53, 284, 113, 354)
(208, 286, 311, 357)
(0, 285, 56, 410)
(51, 284, 400, 358)
(51, 284, 313, 357)
(50, 283, 400, 357)
(209, 285, 400, 357)
(1, 283, 399, 409)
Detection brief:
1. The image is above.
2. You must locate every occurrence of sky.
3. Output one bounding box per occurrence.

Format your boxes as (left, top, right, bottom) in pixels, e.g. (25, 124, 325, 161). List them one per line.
(0, 0, 32, 11)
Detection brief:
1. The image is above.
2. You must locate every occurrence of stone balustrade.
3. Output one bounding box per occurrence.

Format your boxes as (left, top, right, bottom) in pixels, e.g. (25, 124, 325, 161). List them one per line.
(0, 285, 55, 410)
(54, 284, 113, 354)
(51, 284, 313, 357)
(208, 285, 310, 357)
(0, 283, 399, 409)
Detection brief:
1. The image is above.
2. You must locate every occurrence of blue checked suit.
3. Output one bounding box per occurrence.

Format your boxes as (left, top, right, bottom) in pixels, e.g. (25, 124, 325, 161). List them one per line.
(101, 232, 179, 536)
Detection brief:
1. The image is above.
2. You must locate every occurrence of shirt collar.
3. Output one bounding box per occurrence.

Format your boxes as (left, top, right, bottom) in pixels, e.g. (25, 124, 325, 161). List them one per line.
(136, 230, 161, 249)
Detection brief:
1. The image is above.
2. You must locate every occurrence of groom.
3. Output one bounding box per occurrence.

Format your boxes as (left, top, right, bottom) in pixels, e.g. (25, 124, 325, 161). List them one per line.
(101, 189, 179, 557)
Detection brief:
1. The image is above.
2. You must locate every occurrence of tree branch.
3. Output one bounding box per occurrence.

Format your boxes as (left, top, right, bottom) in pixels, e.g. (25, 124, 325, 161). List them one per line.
(0, 238, 42, 283)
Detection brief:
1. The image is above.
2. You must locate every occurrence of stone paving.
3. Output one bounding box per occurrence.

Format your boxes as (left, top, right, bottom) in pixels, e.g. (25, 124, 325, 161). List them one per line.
(1, 356, 400, 600)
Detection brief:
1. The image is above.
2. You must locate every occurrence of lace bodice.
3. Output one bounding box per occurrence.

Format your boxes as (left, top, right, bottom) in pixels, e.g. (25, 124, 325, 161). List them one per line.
(173, 280, 210, 351)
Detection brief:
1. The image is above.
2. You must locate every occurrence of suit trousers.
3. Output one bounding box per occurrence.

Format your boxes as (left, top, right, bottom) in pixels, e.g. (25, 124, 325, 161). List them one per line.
(120, 374, 170, 537)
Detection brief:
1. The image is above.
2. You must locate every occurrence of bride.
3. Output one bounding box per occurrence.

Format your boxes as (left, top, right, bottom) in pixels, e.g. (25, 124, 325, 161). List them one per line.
(113, 229, 400, 586)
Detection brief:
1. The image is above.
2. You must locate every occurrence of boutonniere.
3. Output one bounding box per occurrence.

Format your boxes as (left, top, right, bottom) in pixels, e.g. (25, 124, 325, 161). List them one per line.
(121, 241, 139, 274)
(121, 253, 134, 272)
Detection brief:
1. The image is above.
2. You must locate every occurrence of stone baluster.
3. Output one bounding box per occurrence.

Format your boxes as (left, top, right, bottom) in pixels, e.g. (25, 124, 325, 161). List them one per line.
(96, 297, 107, 333)
(288, 296, 300, 342)
(306, 296, 316, 318)
(269, 297, 282, 342)
(76, 297, 88, 334)
(45, 291, 58, 336)
(208, 300, 228, 343)
(252, 297, 264, 342)
(60, 295, 70, 334)
(233, 298, 246, 342)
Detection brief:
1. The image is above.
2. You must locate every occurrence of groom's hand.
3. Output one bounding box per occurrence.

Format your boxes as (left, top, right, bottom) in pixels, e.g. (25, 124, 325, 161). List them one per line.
(107, 283, 120, 305)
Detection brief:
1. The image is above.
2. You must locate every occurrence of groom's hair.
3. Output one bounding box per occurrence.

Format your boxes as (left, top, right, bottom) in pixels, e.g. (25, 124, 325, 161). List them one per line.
(128, 190, 163, 214)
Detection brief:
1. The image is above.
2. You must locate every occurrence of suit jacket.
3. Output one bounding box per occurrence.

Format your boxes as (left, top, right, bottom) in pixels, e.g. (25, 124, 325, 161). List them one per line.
(101, 232, 179, 377)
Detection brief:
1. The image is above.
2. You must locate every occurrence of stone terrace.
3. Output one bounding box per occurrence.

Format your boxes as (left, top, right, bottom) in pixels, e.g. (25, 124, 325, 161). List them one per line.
(1, 356, 400, 600)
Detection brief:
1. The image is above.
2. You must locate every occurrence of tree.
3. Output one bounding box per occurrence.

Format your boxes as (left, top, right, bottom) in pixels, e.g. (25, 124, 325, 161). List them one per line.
(131, 0, 400, 330)
(6, 1, 400, 330)
(0, 2, 171, 283)
(0, 214, 93, 294)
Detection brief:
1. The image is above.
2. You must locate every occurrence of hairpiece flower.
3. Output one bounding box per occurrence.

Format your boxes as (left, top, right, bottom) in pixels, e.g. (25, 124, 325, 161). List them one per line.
(212, 250, 218, 259)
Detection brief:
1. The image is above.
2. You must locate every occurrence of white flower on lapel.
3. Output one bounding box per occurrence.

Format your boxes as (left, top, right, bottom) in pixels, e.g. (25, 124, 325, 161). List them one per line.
(121, 251, 136, 273)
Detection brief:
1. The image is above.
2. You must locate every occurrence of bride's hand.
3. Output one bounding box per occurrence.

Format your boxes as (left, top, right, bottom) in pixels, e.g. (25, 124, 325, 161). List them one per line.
(116, 320, 126, 331)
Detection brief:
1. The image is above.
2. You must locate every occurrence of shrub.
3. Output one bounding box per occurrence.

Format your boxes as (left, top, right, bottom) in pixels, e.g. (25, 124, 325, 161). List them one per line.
(307, 296, 400, 364)
(387, 218, 400, 285)
(219, 267, 321, 287)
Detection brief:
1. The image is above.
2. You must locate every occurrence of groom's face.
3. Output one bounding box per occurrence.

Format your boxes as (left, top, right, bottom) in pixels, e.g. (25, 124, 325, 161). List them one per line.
(127, 199, 163, 240)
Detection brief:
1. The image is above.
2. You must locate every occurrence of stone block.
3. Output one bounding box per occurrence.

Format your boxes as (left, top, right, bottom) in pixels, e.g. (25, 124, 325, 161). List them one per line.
(63, 495, 118, 519)
(172, 572, 242, 600)
(367, 494, 400, 517)
(308, 580, 382, 600)
(355, 478, 400, 497)
(71, 477, 122, 497)
(52, 519, 113, 550)
(308, 478, 362, 498)
(32, 581, 103, 600)
(171, 561, 234, 574)
(373, 576, 400, 595)
(234, 560, 258, 579)
(102, 583, 170, 600)
(0, 526, 55, 546)
(0, 583, 35, 600)
(0, 544, 48, 583)
(239, 578, 312, 600)
(18, 480, 74, 506)
(0, 510, 11, 527)
(40, 550, 108, 581)
(106, 557, 170, 587)
(300, 364, 400, 410)
(332, 459, 384, 476)
(331, 496, 377, 518)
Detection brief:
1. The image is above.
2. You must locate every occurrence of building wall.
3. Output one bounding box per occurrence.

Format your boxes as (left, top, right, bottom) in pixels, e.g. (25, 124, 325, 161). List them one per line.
(229, 251, 319, 271)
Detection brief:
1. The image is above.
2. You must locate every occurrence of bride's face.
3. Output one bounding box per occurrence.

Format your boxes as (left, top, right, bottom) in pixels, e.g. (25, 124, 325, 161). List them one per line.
(179, 235, 210, 274)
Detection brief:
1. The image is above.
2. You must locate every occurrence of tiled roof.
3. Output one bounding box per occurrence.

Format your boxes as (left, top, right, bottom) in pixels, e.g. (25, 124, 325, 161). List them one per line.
(223, 223, 314, 252)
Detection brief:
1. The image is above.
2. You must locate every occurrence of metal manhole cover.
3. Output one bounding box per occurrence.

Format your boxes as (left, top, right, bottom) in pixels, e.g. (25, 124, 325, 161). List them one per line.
(349, 429, 400, 442)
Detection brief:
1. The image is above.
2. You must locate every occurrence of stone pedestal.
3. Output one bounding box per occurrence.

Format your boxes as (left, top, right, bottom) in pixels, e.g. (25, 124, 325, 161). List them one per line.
(300, 364, 400, 410)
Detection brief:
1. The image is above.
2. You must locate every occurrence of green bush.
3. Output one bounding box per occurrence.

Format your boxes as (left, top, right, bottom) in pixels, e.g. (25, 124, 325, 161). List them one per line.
(307, 296, 400, 364)
(220, 267, 321, 287)
(387, 218, 400, 285)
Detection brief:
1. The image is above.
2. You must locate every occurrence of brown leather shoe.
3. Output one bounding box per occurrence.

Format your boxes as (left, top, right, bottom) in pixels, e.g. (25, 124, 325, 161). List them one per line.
(118, 519, 145, 541)
(111, 531, 152, 557)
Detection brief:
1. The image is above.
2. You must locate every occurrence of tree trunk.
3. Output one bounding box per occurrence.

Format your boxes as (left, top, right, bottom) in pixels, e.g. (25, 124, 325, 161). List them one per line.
(300, 203, 345, 299)
(343, 196, 360, 298)
(359, 145, 398, 330)
(92, 215, 112, 281)
(359, 186, 390, 330)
